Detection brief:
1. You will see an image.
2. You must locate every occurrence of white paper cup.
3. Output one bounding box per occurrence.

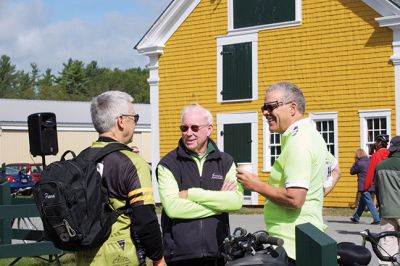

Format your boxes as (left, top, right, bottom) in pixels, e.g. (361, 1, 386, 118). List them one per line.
(237, 162, 253, 173)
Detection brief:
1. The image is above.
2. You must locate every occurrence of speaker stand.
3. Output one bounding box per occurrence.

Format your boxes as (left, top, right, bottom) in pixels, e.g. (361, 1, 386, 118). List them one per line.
(41, 155, 47, 167)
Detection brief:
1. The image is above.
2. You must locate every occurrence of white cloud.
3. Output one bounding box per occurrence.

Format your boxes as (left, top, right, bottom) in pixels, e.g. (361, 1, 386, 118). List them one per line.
(0, 0, 170, 74)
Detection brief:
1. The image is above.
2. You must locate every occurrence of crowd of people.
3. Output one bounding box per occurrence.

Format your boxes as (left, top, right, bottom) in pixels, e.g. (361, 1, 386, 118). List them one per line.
(76, 82, 399, 265)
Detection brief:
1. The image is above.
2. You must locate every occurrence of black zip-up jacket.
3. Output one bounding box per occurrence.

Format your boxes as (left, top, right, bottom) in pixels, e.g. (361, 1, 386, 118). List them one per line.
(157, 139, 234, 262)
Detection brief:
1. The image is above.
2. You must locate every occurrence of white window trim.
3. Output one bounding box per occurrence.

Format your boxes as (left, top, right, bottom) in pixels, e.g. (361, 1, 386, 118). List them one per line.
(227, 0, 302, 35)
(309, 112, 339, 159)
(262, 116, 274, 172)
(358, 109, 391, 153)
(216, 112, 258, 205)
(216, 33, 258, 103)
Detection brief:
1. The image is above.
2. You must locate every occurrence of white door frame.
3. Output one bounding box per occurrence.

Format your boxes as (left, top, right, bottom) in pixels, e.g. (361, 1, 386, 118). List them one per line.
(216, 112, 259, 205)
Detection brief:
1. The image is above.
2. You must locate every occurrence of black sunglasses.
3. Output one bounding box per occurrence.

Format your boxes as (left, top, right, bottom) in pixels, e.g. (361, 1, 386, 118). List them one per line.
(121, 114, 139, 124)
(261, 101, 292, 113)
(180, 124, 209, 133)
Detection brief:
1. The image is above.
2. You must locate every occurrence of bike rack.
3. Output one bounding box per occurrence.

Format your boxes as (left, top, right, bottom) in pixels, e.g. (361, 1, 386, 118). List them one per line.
(0, 182, 62, 265)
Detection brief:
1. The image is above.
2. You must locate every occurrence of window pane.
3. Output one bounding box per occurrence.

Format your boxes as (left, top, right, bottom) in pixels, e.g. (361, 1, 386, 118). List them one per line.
(233, 0, 296, 29)
(381, 118, 387, 129)
(322, 132, 328, 141)
(368, 130, 374, 142)
(322, 121, 327, 131)
(367, 119, 372, 129)
(314, 119, 336, 157)
(328, 145, 335, 156)
(374, 119, 379, 129)
(329, 133, 334, 143)
(328, 121, 334, 130)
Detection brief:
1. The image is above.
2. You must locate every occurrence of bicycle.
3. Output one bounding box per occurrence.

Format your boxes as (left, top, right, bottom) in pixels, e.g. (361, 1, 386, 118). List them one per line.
(222, 227, 375, 266)
(221, 227, 288, 265)
(360, 229, 400, 265)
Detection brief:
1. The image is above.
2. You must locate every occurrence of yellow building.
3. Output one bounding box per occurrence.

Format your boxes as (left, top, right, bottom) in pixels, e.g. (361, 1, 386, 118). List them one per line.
(136, 0, 400, 207)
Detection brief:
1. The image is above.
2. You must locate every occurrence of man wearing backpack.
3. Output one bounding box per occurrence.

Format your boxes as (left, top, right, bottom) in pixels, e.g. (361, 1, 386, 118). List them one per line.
(76, 91, 166, 266)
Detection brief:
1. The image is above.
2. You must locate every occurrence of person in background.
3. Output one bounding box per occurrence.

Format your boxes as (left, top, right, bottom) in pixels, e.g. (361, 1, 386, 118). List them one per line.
(324, 151, 341, 197)
(157, 103, 243, 266)
(76, 91, 165, 266)
(364, 134, 390, 208)
(349, 148, 380, 224)
(236, 82, 327, 263)
(375, 136, 400, 266)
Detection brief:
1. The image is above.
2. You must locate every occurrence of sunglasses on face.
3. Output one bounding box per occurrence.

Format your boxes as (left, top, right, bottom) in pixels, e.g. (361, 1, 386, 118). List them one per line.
(261, 101, 284, 113)
(180, 124, 209, 133)
(261, 101, 293, 113)
(121, 114, 139, 124)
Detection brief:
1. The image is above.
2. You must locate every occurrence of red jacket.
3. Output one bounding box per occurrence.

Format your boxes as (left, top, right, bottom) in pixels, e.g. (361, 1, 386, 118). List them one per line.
(364, 148, 389, 191)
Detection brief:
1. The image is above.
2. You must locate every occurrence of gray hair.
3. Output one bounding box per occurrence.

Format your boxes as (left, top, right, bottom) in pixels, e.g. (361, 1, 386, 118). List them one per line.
(266, 82, 306, 114)
(91, 91, 134, 133)
(181, 103, 213, 125)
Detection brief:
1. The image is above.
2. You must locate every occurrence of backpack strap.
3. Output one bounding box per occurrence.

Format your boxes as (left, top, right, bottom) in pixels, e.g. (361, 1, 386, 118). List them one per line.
(60, 150, 77, 161)
(93, 143, 132, 162)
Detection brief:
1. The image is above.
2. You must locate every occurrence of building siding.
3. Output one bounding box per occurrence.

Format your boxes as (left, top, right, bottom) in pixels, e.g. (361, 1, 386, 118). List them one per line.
(157, 0, 395, 207)
(0, 130, 152, 165)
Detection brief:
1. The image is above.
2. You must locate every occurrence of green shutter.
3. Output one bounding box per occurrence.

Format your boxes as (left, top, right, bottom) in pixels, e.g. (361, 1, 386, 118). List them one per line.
(223, 123, 252, 196)
(222, 42, 252, 100)
(233, 0, 295, 29)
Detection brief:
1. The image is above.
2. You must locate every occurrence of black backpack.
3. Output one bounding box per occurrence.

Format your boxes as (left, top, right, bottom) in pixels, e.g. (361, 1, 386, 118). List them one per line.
(33, 143, 131, 251)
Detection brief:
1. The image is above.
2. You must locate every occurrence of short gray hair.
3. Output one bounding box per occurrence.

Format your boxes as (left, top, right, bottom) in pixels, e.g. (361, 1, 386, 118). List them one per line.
(181, 103, 213, 125)
(90, 91, 134, 133)
(266, 82, 306, 114)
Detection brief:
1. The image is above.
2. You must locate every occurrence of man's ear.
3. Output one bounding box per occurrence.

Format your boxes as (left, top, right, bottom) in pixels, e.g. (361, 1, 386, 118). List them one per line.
(116, 116, 124, 130)
(207, 124, 214, 137)
(290, 102, 297, 116)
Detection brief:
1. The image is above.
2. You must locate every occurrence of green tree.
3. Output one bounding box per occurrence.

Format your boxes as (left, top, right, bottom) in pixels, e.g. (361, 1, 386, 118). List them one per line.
(1, 55, 151, 103)
(15, 71, 35, 99)
(56, 58, 88, 100)
(0, 55, 18, 98)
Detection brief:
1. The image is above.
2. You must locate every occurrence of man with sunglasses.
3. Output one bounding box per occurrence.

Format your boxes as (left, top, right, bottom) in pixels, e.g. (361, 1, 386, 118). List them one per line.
(76, 91, 166, 266)
(237, 82, 327, 263)
(157, 103, 244, 266)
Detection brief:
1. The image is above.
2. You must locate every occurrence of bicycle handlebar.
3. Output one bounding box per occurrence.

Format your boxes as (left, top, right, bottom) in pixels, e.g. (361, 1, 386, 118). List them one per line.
(254, 231, 284, 247)
(361, 229, 400, 263)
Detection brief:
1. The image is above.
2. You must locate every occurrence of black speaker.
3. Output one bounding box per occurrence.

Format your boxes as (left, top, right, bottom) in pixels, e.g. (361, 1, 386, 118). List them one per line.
(28, 112, 59, 156)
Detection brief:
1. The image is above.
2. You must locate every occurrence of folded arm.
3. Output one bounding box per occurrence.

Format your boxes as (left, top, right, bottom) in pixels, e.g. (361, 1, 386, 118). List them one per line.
(187, 164, 244, 212)
(157, 165, 220, 219)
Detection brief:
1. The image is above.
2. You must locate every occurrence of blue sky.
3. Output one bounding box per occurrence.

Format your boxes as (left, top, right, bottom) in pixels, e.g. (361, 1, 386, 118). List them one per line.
(0, 0, 171, 73)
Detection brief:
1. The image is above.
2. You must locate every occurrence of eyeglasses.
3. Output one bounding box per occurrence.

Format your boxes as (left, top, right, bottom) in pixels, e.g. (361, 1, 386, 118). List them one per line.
(261, 101, 292, 113)
(121, 114, 139, 124)
(180, 124, 209, 133)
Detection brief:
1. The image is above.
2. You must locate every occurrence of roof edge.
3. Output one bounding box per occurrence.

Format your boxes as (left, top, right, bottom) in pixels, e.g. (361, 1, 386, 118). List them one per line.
(135, 0, 200, 53)
(362, 0, 400, 17)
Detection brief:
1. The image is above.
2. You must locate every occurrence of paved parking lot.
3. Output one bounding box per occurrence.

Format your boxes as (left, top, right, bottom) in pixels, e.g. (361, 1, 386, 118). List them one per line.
(14, 214, 381, 265)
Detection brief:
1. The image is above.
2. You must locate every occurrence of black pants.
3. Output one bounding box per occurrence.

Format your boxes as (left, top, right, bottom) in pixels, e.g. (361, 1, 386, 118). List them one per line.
(167, 257, 225, 266)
